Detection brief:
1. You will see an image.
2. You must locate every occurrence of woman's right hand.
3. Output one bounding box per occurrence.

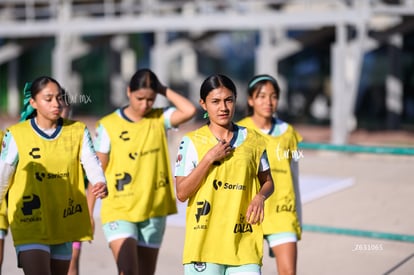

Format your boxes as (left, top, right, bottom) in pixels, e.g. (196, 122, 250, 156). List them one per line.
(205, 139, 234, 164)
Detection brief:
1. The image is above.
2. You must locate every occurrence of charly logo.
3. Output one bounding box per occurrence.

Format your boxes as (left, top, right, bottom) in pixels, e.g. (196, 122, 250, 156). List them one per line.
(115, 172, 132, 191)
(63, 198, 82, 218)
(21, 194, 41, 215)
(213, 179, 246, 191)
(233, 214, 253, 234)
(195, 200, 210, 223)
(119, 131, 130, 141)
(29, 147, 41, 159)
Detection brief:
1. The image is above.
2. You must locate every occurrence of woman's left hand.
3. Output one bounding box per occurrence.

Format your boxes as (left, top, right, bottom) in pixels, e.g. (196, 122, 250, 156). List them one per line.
(246, 194, 265, 225)
(91, 182, 108, 199)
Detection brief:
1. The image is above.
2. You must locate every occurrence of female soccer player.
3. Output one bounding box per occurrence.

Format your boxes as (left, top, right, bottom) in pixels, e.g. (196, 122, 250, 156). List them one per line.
(0, 76, 108, 275)
(58, 88, 95, 275)
(175, 74, 274, 275)
(94, 68, 196, 275)
(238, 74, 303, 275)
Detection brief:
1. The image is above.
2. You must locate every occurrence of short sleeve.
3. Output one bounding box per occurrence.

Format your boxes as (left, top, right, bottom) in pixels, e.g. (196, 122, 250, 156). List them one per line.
(93, 123, 111, 154)
(174, 135, 198, 177)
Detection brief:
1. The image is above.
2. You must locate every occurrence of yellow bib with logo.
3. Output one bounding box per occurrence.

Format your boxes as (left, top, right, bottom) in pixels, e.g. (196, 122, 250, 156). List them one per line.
(99, 109, 177, 224)
(238, 117, 302, 238)
(0, 130, 8, 231)
(7, 119, 92, 245)
(183, 125, 266, 265)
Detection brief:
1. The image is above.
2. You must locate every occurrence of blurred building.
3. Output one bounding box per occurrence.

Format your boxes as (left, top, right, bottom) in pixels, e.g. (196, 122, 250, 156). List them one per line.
(1, 0, 414, 143)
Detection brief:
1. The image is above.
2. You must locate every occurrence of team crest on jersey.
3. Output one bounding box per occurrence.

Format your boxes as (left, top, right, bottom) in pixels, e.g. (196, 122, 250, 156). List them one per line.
(108, 221, 119, 231)
(175, 153, 183, 167)
(193, 262, 206, 272)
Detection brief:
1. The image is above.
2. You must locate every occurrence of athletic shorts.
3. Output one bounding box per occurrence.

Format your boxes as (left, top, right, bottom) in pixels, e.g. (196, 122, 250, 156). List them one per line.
(15, 242, 72, 267)
(102, 216, 166, 249)
(184, 262, 261, 275)
(264, 232, 298, 257)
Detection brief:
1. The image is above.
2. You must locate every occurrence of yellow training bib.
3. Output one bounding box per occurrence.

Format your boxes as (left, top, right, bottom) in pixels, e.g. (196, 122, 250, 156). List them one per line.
(183, 125, 266, 266)
(98, 109, 177, 224)
(238, 117, 302, 238)
(7, 119, 93, 245)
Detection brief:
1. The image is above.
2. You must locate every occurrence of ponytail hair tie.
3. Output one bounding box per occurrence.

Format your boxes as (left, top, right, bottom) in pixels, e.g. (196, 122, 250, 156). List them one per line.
(19, 82, 35, 121)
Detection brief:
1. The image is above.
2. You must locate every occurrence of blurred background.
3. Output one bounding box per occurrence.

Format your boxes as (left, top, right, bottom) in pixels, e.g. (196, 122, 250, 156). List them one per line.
(0, 0, 414, 145)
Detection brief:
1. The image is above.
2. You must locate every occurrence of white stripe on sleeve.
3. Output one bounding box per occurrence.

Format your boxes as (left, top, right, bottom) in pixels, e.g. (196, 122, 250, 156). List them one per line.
(80, 128, 106, 185)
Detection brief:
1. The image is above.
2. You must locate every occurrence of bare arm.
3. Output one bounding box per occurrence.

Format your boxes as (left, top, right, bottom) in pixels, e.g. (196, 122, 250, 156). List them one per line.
(96, 152, 109, 171)
(176, 140, 233, 202)
(86, 183, 96, 234)
(291, 160, 302, 225)
(164, 88, 197, 127)
(86, 151, 109, 218)
(245, 169, 274, 225)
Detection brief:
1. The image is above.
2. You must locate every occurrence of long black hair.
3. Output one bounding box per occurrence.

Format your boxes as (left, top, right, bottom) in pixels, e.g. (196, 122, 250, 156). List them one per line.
(200, 74, 237, 101)
(20, 76, 62, 121)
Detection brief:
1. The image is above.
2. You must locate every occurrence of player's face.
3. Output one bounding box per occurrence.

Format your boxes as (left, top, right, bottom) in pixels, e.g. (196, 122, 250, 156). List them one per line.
(200, 87, 235, 127)
(248, 82, 278, 119)
(127, 88, 157, 117)
(30, 82, 62, 123)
